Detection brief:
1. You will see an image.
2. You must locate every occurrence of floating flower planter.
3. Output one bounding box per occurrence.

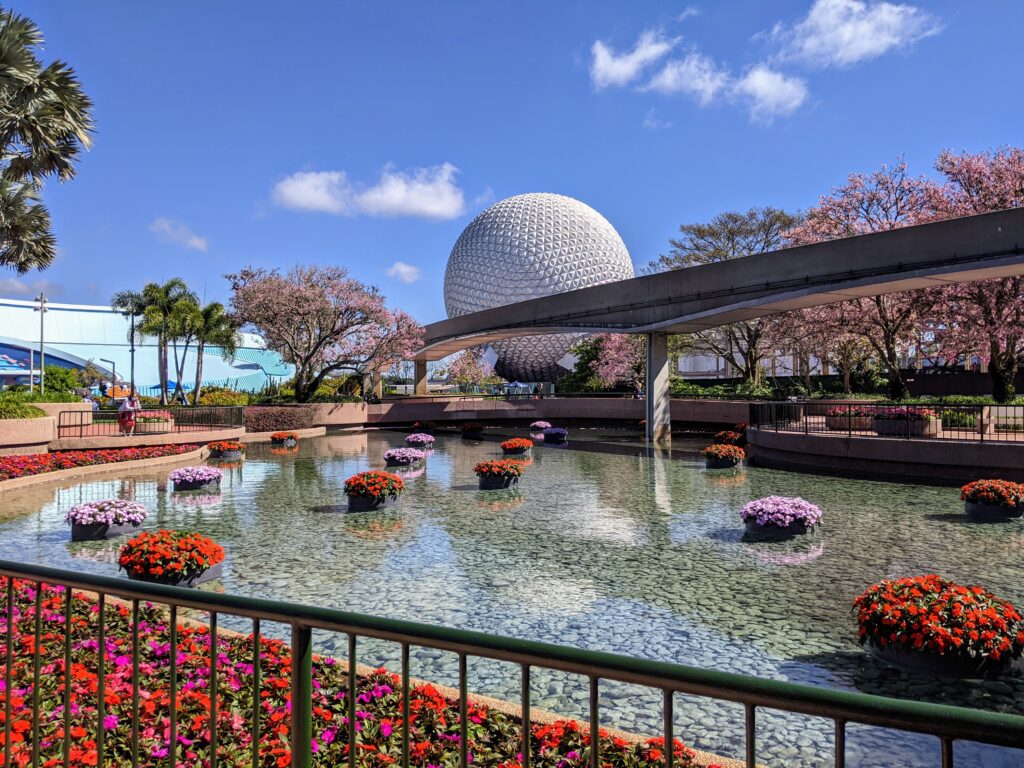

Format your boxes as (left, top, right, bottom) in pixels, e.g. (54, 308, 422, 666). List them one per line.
(169, 465, 223, 491)
(270, 432, 298, 447)
(475, 459, 525, 490)
(530, 420, 551, 430)
(344, 470, 405, 512)
(740, 496, 822, 540)
(960, 479, 1024, 520)
(404, 433, 435, 448)
(702, 444, 744, 469)
(501, 437, 533, 456)
(460, 422, 485, 440)
(411, 421, 437, 434)
(208, 440, 245, 460)
(66, 499, 147, 542)
(384, 447, 425, 467)
(542, 427, 568, 444)
(118, 529, 225, 587)
(824, 407, 875, 431)
(854, 574, 1024, 678)
(871, 407, 941, 437)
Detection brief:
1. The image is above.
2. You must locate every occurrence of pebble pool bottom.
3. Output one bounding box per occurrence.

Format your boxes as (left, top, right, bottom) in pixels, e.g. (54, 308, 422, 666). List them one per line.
(2, 429, 1022, 767)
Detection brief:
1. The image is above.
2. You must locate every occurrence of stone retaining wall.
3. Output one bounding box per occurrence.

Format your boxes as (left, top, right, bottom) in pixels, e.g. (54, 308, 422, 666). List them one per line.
(51, 427, 245, 452)
(0, 417, 54, 456)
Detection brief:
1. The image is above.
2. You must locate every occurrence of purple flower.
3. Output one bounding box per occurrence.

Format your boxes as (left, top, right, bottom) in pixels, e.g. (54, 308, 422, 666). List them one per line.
(384, 447, 425, 465)
(65, 499, 147, 526)
(404, 433, 435, 446)
(740, 496, 822, 529)
(530, 421, 552, 429)
(169, 465, 223, 484)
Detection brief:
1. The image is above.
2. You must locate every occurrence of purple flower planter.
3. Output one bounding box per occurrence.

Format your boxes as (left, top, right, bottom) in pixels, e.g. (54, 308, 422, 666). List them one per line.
(127, 562, 223, 588)
(743, 519, 812, 540)
(71, 521, 142, 542)
(172, 479, 221, 492)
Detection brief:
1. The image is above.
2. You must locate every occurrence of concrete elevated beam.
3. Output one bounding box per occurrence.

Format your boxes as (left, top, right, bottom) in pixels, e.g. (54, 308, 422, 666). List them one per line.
(415, 208, 1024, 360)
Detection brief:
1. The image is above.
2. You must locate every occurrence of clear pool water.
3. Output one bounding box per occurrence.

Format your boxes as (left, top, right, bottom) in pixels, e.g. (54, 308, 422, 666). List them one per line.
(2, 429, 1022, 767)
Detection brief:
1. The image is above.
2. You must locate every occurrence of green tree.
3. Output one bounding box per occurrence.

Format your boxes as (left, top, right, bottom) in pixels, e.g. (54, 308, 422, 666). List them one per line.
(650, 208, 800, 386)
(191, 302, 238, 405)
(0, 8, 93, 272)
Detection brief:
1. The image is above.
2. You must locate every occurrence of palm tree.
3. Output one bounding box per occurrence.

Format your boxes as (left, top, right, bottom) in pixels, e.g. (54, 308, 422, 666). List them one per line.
(0, 9, 93, 272)
(192, 302, 239, 405)
(110, 289, 147, 390)
(131, 279, 197, 404)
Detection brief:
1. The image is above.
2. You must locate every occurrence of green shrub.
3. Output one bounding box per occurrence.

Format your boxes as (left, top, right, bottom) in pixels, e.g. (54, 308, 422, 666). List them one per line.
(243, 405, 316, 432)
(939, 409, 978, 428)
(0, 395, 45, 419)
(199, 387, 249, 406)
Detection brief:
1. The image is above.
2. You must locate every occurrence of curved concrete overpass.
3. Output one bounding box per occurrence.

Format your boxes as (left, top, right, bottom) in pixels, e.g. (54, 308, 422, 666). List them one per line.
(413, 208, 1024, 443)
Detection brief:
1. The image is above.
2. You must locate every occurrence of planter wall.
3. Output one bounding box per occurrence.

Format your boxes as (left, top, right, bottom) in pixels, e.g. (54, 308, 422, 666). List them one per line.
(502, 447, 530, 456)
(71, 521, 142, 542)
(271, 438, 297, 447)
(543, 433, 567, 444)
(127, 562, 223, 588)
(347, 494, 400, 512)
(743, 519, 812, 540)
(209, 449, 243, 461)
(867, 640, 1010, 679)
(824, 415, 874, 431)
(964, 501, 1023, 521)
(461, 431, 484, 440)
(478, 475, 518, 490)
(385, 458, 421, 468)
(172, 479, 221, 492)
(135, 420, 174, 435)
(0, 416, 55, 456)
(705, 457, 742, 470)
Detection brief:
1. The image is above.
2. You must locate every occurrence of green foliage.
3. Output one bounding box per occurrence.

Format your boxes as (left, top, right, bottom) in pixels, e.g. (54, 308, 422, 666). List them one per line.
(40, 364, 80, 395)
(0, 394, 45, 419)
(198, 387, 249, 406)
(555, 337, 613, 393)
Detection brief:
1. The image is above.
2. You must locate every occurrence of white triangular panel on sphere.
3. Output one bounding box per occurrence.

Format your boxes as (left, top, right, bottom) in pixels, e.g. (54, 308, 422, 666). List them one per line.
(443, 193, 635, 382)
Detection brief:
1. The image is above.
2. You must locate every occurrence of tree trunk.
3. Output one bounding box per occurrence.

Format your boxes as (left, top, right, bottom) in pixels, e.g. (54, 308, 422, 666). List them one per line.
(158, 334, 168, 405)
(842, 365, 852, 394)
(192, 342, 205, 406)
(886, 367, 908, 400)
(989, 344, 1017, 403)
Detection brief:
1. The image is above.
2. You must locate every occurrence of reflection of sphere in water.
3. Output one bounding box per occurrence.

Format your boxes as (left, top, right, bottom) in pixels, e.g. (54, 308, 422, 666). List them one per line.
(444, 193, 634, 381)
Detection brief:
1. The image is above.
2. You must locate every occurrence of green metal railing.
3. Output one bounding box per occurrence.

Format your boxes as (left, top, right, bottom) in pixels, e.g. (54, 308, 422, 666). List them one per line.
(2, 559, 1023, 767)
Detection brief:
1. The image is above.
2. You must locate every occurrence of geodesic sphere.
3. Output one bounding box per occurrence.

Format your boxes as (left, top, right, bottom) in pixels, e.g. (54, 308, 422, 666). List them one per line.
(443, 193, 634, 382)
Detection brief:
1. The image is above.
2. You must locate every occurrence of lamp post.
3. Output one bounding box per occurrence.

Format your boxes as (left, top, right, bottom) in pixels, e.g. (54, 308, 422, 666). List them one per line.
(34, 293, 47, 394)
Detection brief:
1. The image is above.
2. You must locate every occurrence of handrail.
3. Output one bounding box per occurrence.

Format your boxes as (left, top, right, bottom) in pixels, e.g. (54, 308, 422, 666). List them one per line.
(2, 558, 1023, 758)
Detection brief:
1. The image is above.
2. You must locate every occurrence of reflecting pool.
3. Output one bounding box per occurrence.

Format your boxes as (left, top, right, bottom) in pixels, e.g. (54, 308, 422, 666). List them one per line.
(2, 430, 1022, 767)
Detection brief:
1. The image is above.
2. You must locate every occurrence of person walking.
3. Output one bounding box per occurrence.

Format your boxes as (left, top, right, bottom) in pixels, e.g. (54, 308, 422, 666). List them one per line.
(118, 390, 141, 436)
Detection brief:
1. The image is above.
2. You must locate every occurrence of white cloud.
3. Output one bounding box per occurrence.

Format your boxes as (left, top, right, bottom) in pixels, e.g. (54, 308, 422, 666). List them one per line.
(386, 261, 422, 284)
(0, 277, 62, 297)
(272, 170, 351, 214)
(646, 51, 730, 105)
(355, 163, 465, 219)
(733, 65, 809, 122)
(590, 30, 676, 89)
(676, 7, 700, 22)
(642, 108, 672, 130)
(771, 0, 942, 68)
(149, 217, 208, 252)
(272, 163, 466, 220)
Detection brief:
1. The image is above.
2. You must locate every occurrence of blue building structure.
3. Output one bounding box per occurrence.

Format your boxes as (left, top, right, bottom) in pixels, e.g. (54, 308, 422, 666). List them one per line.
(0, 297, 293, 395)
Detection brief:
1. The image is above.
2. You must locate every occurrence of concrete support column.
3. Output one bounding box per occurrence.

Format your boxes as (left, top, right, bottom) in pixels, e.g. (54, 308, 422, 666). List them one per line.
(373, 368, 385, 399)
(414, 359, 428, 395)
(645, 332, 671, 446)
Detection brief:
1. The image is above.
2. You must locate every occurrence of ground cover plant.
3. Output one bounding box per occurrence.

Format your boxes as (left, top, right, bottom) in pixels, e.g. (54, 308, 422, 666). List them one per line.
(0, 445, 200, 481)
(0, 579, 716, 767)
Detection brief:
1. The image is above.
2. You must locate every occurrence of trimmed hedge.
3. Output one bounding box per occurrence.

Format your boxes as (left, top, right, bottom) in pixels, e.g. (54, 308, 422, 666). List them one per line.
(243, 405, 316, 433)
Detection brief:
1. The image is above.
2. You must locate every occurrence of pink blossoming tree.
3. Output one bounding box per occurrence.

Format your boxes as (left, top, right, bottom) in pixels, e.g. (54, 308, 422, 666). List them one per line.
(227, 266, 423, 402)
(591, 333, 646, 390)
(446, 347, 497, 390)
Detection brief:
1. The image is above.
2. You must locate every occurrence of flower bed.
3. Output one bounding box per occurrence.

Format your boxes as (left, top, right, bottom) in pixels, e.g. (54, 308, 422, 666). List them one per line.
(169, 465, 223, 491)
(854, 575, 1024, 677)
(740, 496, 822, 539)
(530, 420, 552, 430)
(460, 422, 485, 438)
(713, 430, 745, 447)
(207, 440, 245, 459)
(960, 479, 1024, 520)
(405, 432, 436, 447)
(0, 578, 712, 768)
(66, 499, 148, 541)
(135, 409, 175, 434)
(702, 444, 745, 469)
(384, 447, 425, 467)
(271, 431, 298, 445)
(501, 437, 533, 455)
(542, 426, 568, 444)
(118, 529, 225, 586)
(0, 444, 200, 482)
(344, 470, 405, 511)
(824, 407, 876, 431)
(871, 407, 941, 436)
(475, 459, 525, 490)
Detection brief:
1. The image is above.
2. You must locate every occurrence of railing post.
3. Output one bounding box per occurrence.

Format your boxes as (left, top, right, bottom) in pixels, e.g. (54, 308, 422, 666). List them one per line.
(291, 624, 313, 768)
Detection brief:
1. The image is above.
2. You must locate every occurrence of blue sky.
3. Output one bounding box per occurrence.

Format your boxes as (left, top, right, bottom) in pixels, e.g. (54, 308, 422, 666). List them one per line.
(4, 0, 1023, 323)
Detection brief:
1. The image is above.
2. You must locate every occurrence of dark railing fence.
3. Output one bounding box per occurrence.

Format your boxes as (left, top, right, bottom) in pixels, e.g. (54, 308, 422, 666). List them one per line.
(57, 406, 244, 438)
(1, 560, 1023, 768)
(748, 402, 1024, 443)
